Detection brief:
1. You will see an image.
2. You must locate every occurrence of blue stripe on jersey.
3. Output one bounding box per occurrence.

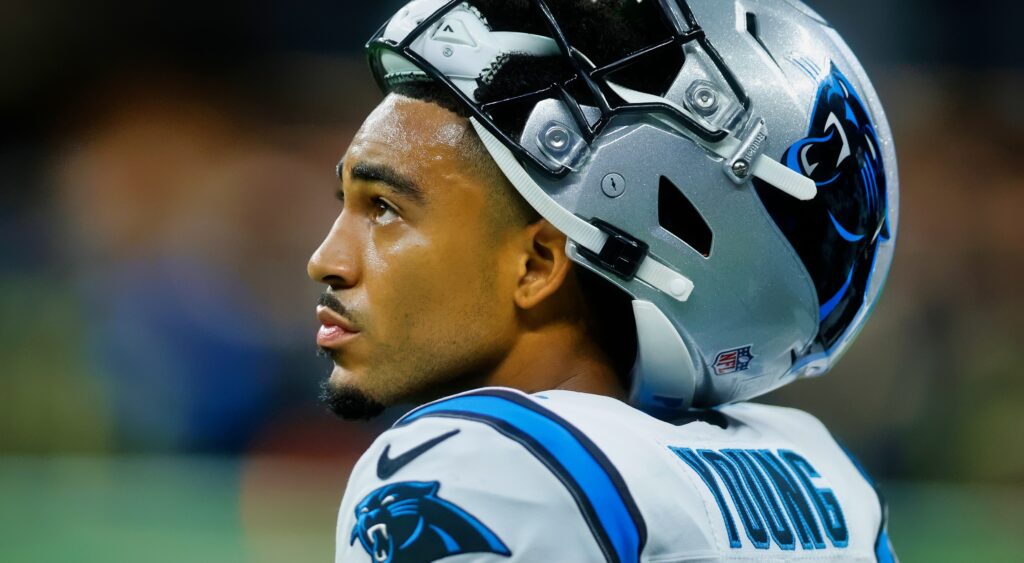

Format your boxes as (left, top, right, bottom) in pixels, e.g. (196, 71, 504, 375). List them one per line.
(876, 530, 896, 563)
(839, 444, 896, 563)
(396, 389, 646, 563)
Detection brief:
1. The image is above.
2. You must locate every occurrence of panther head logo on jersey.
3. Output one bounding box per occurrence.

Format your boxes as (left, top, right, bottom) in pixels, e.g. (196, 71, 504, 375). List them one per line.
(755, 61, 890, 349)
(350, 480, 511, 563)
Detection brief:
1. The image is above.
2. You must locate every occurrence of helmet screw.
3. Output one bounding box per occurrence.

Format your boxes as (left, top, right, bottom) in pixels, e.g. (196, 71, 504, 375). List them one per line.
(542, 125, 571, 153)
(601, 173, 626, 198)
(442, 46, 454, 57)
(670, 279, 690, 298)
(731, 160, 750, 179)
(689, 83, 720, 116)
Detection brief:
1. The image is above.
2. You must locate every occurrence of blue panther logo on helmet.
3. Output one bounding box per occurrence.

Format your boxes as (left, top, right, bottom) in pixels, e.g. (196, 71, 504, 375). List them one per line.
(756, 62, 890, 349)
(350, 481, 511, 563)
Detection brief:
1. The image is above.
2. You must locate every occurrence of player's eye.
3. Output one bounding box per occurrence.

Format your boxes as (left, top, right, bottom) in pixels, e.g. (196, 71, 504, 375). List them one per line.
(370, 197, 400, 225)
(335, 191, 345, 205)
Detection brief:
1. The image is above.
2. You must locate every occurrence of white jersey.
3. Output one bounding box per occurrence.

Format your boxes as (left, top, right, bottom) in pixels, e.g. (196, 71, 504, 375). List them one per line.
(336, 387, 896, 563)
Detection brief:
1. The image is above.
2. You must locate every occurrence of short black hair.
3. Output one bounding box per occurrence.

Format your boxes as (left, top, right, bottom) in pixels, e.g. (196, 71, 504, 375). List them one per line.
(389, 81, 473, 120)
(389, 81, 543, 234)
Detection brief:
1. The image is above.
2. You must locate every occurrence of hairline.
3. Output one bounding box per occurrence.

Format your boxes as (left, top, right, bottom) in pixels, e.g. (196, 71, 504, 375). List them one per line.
(386, 91, 541, 231)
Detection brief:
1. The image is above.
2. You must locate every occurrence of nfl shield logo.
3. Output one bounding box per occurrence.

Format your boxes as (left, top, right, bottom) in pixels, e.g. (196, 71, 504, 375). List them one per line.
(713, 346, 754, 376)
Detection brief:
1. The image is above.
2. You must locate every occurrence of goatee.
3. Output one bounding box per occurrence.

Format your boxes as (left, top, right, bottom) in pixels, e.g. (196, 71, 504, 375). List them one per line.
(319, 379, 386, 420)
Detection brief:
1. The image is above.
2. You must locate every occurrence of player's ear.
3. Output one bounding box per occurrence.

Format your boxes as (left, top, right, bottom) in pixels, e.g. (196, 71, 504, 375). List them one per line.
(513, 219, 571, 310)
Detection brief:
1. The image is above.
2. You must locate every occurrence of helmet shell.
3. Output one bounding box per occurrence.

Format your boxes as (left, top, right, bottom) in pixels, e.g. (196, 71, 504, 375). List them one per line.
(509, 0, 898, 407)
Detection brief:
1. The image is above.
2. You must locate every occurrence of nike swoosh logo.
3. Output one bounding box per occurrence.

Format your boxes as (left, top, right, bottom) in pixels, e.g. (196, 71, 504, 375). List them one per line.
(376, 429, 460, 480)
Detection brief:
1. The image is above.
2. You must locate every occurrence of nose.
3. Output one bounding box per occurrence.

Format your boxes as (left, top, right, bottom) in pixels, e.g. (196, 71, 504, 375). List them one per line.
(307, 214, 361, 290)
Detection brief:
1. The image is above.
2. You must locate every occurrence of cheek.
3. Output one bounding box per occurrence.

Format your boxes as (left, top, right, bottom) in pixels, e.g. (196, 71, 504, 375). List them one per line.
(366, 226, 511, 344)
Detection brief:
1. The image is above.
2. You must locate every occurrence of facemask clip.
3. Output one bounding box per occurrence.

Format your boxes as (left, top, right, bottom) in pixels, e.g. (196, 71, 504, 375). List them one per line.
(724, 118, 768, 184)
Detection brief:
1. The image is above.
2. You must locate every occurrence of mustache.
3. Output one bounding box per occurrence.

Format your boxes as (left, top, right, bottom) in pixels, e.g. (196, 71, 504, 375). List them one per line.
(316, 292, 362, 359)
(318, 292, 362, 327)
(317, 292, 346, 315)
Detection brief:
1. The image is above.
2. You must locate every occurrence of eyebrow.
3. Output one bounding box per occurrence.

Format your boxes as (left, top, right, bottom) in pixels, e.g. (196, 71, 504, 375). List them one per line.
(337, 160, 427, 205)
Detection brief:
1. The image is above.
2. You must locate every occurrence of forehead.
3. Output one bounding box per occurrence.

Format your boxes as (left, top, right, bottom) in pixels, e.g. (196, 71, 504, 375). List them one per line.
(344, 94, 476, 186)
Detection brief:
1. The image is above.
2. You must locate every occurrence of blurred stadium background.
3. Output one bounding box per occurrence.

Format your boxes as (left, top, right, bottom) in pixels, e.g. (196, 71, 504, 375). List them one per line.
(1, 1, 1022, 561)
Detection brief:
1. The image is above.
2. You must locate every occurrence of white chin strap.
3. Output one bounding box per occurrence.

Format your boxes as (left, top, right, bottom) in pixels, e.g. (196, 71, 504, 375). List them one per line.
(607, 82, 817, 201)
(471, 117, 695, 303)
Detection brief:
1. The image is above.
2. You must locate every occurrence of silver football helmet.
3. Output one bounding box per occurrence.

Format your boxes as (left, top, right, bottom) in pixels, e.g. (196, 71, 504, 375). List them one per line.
(367, 0, 898, 414)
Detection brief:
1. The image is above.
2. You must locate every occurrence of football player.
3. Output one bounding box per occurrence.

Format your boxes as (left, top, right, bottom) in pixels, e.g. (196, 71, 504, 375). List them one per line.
(308, 1, 899, 561)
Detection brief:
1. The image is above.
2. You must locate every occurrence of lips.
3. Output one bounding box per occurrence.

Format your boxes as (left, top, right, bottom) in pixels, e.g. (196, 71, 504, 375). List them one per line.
(317, 306, 360, 348)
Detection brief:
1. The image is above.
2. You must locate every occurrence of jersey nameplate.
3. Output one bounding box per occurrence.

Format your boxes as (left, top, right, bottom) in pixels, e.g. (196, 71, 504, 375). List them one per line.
(669, 447, 848, 552)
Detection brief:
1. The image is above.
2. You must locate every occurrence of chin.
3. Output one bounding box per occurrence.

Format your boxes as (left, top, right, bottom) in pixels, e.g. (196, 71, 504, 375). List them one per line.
(327, 366, 378, 398)
(328, 363, 357, 387)
(321, 370, 388, 421)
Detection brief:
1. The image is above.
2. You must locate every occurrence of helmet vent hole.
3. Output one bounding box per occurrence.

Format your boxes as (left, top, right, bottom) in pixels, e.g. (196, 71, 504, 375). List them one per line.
(745, 12, 779, 68)
(658, 177, 712, 257)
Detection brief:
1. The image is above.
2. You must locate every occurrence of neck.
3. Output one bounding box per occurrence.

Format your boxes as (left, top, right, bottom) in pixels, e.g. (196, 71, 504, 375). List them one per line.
(476, 322, 627, 400)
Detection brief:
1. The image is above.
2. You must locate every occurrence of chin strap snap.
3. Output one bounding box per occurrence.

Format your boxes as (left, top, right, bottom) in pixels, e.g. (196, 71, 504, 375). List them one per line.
(471, 117, 695, 302)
